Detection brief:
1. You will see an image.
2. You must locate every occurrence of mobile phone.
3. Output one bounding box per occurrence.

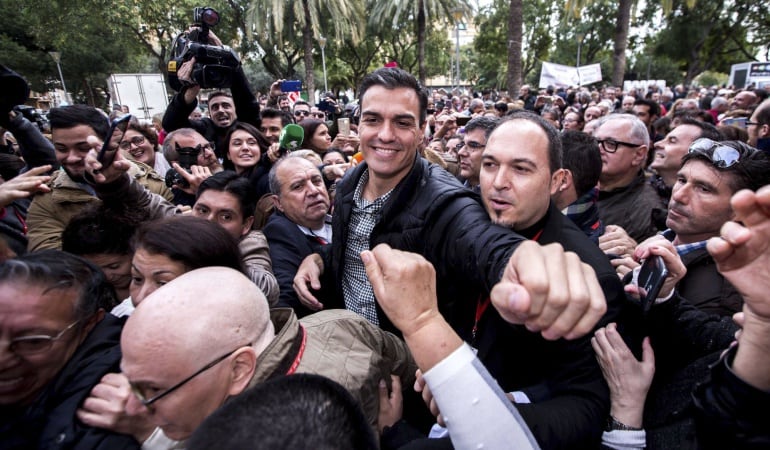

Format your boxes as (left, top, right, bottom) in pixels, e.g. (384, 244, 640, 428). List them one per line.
(98, 114, 131, 168)
(721, 117, 747, 129)
(455, 116, 471, 126)
(636, 255, 669, 314)
(280, 80, 302, 92)
(338, 117, 350, 137)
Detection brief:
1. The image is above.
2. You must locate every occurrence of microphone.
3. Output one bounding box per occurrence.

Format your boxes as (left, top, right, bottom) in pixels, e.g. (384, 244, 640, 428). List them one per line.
(278, 124, 304, 155)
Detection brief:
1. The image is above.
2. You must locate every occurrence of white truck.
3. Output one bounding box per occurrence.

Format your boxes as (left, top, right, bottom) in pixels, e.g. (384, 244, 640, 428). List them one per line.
(108, 73, 169, 121)
(728, 62, 770, 89)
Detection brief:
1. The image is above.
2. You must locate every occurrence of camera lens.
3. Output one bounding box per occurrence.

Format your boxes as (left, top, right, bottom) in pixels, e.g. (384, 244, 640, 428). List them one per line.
(201, 8, 220, 26)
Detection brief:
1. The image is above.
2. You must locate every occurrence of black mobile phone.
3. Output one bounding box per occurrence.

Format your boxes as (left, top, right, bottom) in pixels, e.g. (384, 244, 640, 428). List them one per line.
(455, 116, 471, 126)
(98, 115, 131, 168)
(636, 255, 669, 314)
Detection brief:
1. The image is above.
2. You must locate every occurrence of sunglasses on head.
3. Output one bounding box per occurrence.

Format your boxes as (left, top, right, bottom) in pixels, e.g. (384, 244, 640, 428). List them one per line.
(688, 138, 747, 169)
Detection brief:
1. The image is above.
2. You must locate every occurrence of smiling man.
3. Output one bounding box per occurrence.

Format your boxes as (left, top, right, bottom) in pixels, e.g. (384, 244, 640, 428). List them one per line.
(0, 251, 140, 449)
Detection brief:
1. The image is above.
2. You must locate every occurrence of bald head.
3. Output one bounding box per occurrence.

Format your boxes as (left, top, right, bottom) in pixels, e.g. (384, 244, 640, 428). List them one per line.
(124, 267, 274, 367)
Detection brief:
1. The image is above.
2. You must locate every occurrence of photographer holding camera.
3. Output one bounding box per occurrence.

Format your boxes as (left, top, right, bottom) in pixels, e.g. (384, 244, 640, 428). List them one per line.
(162, 8, 261, 161)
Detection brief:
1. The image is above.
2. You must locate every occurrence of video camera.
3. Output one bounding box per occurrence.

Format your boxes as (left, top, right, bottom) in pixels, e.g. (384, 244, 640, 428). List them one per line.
(165, 143, 201, 188)
(168, 7, 240, 92)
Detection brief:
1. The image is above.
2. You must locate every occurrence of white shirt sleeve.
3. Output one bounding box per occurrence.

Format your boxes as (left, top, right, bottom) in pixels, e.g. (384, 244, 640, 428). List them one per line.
(422, 343, 541, 450)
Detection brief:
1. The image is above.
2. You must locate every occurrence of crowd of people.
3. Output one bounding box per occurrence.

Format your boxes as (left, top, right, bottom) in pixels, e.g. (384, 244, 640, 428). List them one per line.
(1, 50, 770, 450)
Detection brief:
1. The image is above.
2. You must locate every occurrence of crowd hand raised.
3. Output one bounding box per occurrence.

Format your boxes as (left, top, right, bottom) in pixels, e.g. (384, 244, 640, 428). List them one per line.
(84, 137, 131, 185)
(0, 164, 51, 207)
(591, 323, 655, 428)
(267, 142, 282, 163)
(626, 235, 686, 301)
(269, 79, 285, 98)
(378, 374, 403, 434)
(414, 370, 445, 427)
(76, 373, 156, 442)
(599, 225, 637, 258)
(293, 253, 325, 311)
(171, 163, 211, 195)
(322, 163, 350, 182)
(492, 240, 607, 341)
(177, 58, 202, 103)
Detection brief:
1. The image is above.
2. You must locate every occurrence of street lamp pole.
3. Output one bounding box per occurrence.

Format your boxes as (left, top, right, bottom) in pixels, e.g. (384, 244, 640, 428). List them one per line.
(49, 51, 70, 104)
(576, 33, 585, 86)
(318, 36, 328, 93)
(452, 9, 463, 92)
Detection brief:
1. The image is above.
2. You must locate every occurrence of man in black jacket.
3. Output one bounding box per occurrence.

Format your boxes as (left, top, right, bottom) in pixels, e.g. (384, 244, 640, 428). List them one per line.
(473, 111, 624, 449)
(294, 68, 608, 344)
(162, 51, 261, 159)
(0, 251, 142, 449)
(263, 155, 331, 317)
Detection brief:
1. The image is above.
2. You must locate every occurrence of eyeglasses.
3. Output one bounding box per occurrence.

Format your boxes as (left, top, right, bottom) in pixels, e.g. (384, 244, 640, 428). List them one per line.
(688, 138, 746, 169)
(596, 138, 643, 153)
(119, 135, 147, 150)
(459, 141, 485, 151)
(311, 112, 326, 119)
(7, 320, 81, 356)
(746, 121, 760, 127)
(294, 110, 310, 117)
(129, 344, 248, 407)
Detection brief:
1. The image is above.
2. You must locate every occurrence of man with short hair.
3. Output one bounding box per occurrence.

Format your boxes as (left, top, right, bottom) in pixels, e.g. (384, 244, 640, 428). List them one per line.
(621, 95, 636, 112)
(650, 118, 724, 202)
(707, 96, 729, 123)
(263, 155, 331, 316)
(294, 68, 607, 345)
(194, 172, 279, 305)
(633, 98, 661, 141)
(594, 114, 665, 242)
(161, 128, 221, 206)
(662, 139, 770, 315)
(292, 101, 312, 123)
(552, 130, 605, 243)
(457, 116, 497, 192)
(747, 97, 770, 152)
(121, 267, 415, 441)
(476, 111, 623, 448)
(0, 251, 143, 449)
(259, 108, 292, 144)
(584, 106, 603, 123)
(26, 105, 171, 251)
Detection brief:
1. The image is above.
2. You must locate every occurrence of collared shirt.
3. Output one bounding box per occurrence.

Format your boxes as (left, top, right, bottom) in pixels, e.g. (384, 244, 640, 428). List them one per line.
(661, 228, 708, 256)
(296, 214, 333, 245)
(342, 170, 393, 325)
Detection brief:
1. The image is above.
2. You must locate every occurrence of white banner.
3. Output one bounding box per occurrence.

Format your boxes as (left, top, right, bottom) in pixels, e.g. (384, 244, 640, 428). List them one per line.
(538, 62, 602, 88)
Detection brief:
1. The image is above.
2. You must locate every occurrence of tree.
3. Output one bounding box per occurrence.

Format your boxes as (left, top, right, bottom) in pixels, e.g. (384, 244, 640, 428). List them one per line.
(368, 0, 472, 84)
(246, 0, 363, 98)
(506, 0, 523, 97)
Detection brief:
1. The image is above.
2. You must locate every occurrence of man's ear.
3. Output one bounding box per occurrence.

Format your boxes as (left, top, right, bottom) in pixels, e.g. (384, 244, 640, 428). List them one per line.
(227, 347, 257, 397)
(760, 123, 770, 139)
(271, 195, 284, 213)
(633, 145, 649, 166)
(241, 216, 255, 237)
(549, 168, 567, 196)
(559, 169, 574, 192)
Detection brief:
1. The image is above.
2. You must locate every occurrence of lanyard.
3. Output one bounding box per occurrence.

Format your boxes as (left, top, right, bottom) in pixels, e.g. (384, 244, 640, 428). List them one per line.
(286, 325, 307, 375)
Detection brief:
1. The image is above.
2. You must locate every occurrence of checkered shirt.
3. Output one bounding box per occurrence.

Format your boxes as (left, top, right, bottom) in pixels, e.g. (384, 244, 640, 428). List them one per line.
(342, 170, 393, 325)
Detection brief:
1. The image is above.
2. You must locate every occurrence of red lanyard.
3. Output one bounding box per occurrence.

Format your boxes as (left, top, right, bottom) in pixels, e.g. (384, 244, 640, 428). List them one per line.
(286, 325, 307, 375)
(472, 229, 543, 343)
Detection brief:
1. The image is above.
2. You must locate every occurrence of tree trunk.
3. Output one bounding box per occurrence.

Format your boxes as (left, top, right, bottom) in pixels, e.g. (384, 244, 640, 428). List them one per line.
(506, 0, 523, 97)
(417, 1, 427, 84)
(611, 0, 633, 87)
(302, 0, 316, 100)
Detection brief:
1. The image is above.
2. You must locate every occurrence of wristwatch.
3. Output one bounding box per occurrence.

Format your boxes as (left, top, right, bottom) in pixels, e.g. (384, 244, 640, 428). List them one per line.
(605, 415, 643, 432)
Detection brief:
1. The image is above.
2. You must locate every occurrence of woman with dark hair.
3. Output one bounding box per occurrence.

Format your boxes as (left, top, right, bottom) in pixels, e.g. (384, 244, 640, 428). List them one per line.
(129, 215, 245, 306)
(122, 120, 172, 176)
(300, 119, 332, 156)
(222, 122, 273, 200)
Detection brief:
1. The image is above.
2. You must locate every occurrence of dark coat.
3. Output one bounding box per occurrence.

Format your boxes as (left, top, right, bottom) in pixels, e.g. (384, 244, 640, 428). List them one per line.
(475, 203, 622, 450)
(320, 155, 525, 338)
(678, 246, 743, 317)
(263, 211, 328, 317)
(0, 314, 139, 450)
(598, 170, 666, 243)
